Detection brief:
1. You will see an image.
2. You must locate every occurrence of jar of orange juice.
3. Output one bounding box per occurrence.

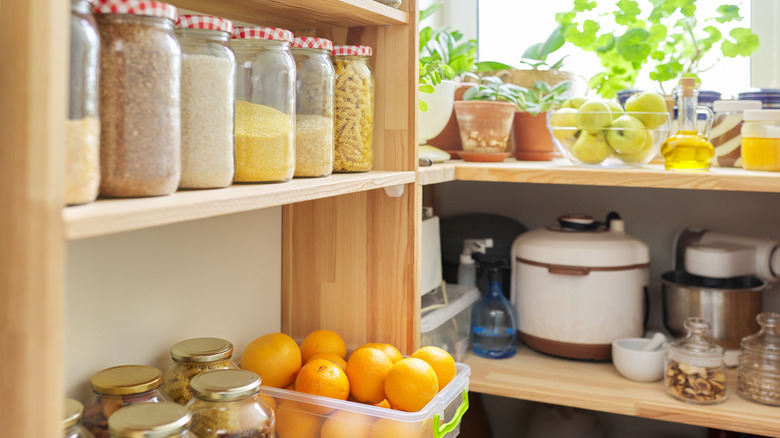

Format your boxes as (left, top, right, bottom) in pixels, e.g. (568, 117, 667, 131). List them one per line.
(741, 109, 780, 171)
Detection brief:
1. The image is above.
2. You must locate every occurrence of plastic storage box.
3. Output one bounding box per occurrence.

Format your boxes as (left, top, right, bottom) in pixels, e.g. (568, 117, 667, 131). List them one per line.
(421, 284, 480, 362)
(258, 363, 470, 438)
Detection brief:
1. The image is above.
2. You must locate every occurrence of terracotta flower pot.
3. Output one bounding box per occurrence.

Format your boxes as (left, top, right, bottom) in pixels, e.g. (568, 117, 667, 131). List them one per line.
(453, 100, 516, 154)
(510, 111, 558, 161)
(427, 83, 476, 153)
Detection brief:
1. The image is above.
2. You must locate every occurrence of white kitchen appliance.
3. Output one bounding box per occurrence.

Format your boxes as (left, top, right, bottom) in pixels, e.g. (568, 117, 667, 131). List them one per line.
(511, 213, 649, 360)
(421, 207, 443, 296)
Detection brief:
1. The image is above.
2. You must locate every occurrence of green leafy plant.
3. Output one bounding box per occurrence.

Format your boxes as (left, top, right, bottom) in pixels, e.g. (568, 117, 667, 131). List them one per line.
(461, 73, 524, 104)
(516, 80, 573, 115)
(555, 0, 760, 97)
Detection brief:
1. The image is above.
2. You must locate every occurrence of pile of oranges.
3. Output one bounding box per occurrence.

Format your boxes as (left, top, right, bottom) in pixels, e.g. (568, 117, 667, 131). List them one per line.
(240, 329, 457, 438)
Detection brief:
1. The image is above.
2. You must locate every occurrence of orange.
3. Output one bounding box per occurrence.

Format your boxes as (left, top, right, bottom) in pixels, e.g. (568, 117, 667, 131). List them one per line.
(355, 343, 403, 364)
(275, 400, 323, 438)
(300, 329, 347, 363)
(369, 418, 429, 438)
(295, 358, 350, 414)
(345, 347, 393, 404)
(384, 358, 438, 412)
(240, 333, 301, 388)
(320, 409, 375, 438)
(309, 352, 348, 371)
(372, 399, 391, 409)
(410, 346, 456, 391)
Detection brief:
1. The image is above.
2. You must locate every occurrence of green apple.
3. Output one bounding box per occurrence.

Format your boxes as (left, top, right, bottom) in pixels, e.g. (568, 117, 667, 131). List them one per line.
(575, 100, 612, 134)
(624, 92, 668, 128)
(614, 130, 656, 164)
(570, 131, 612, 164)
(550, 108, 580, 145)
(606, 115, 649, 154)
(562, 96, 587, 110)
(604, 99, 625, 120)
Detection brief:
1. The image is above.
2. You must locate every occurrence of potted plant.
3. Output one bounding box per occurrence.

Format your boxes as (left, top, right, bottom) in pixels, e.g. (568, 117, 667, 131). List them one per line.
(511, 80, 573, 161)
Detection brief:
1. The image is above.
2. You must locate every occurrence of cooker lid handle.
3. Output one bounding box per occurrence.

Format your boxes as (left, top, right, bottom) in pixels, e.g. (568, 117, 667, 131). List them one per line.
(557, 214, 598, 231)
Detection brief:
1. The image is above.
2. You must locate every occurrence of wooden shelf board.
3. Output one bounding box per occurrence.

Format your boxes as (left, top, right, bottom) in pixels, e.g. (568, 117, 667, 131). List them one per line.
(64, 171, 414, 240)
(167, 0, 408, 28)
(418, 162, 456, 185)
(465, 348, 780, 437)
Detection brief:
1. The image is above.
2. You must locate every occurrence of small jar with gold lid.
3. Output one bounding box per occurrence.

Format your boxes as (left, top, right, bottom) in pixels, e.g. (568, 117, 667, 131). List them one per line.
(108, 403, 195, 438)
(187, 369, 274, 437)
(161, 337, 239, 404)
(64, 398, 94, 438)
(82, 365, 171, 438)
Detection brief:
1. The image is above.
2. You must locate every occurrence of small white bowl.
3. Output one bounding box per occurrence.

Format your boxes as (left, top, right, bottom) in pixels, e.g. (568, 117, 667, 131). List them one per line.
(611, 337, 667, 382)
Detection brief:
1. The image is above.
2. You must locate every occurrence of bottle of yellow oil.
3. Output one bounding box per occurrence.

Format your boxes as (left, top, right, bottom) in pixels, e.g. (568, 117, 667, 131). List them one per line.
(661, 77, 714, 171)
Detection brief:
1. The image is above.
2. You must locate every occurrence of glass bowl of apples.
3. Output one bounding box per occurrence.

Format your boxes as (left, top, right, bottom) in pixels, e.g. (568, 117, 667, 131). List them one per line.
(547, 93, 672, 168)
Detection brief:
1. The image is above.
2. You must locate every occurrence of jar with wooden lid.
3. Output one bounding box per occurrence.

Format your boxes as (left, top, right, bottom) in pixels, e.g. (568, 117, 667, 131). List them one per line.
(292, 36, 335, 178)
(738, 312, 780, 405)
(232, 27, 296, 183)
(94, 0, 181, 197)
(82, 365, 171, 438)
(332, 45, 374, 173)
(108, 403, 195, 438)
(187, 369, 274, 437)
(665, 317, 727, 404)
(64, 398, 94, 438)
(740, 109, 780, 172)
(161, 337, 239, 405)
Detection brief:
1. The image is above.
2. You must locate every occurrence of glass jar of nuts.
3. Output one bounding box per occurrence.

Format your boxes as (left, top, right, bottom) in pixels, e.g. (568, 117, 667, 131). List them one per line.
(161, 337, 239, 405)
(738, 312, 780, 405)
(665, 317, 727, 404)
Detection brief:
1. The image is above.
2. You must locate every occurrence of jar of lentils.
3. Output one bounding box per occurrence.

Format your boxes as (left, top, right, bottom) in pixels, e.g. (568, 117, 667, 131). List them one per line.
(175, 15, 236, 189)
(332, 45, 374, 172)
(292, 36, 335, 178)
(64, 398, 94, 438)
(108, 403, 195, 438)
(232, 27, 296, 183)
(738, 312, 780, 405)
(94, 0, 181, 197)
(161, 337, 239, 405)
(665, 317, 727, 404)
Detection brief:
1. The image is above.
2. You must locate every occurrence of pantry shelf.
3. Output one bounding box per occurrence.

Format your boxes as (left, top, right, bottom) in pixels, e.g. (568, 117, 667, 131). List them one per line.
(63, 171, 414, 240)
(465, 348, 780, 437)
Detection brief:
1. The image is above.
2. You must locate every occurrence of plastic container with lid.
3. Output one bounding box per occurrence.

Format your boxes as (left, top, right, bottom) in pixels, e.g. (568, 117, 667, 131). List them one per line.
(332, 45, 374, 172)
(740, 109, 780, 172)
(64, 398, 94, 438)
(232, 26, 296, 183)
(665, 317, 727, 404)
(108, 403, 195, 438)
(738, 312, 780, 405)
(421, 283, 480, 362)
(709, 99, 762, 167)
(161, 337, 240, 405)
(291, 36, 335, 178)
(187, 369, 274, 437)
(94, 0, 181, 198)
(175, 15, 236, 189)
(739, 88, 780, 109)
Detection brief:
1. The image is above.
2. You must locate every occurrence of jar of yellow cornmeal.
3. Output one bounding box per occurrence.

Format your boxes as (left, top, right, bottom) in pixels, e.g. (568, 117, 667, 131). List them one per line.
(231, 27, 296, 183)
(741, 109, 780, 172)
(332, 45, 374, 172)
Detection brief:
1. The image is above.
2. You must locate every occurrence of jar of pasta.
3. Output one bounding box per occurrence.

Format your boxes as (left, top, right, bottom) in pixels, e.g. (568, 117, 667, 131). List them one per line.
(741, 109, 780, 172)
(232, 27, 296, 183)
(64, 398, 94, 438)
(108, 403, 195, 438)
(187, 370, 274, 437)
(82, 365, 171, 438)
(175, 15, 236, 189)
(292, 36, 335, 178)
(332, 45, 374, 172)
(161, 337, 239, 405)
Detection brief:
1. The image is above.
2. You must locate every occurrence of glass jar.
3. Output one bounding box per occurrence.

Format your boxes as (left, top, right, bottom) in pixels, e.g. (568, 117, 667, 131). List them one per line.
(175, 15, 236, 189)
(740, 109, 780, 172)
(738, 312, 780, 405)
(108, 403, 195, 438)
(82, 365, 171, 438)
(232, 27, 296, 183)
(665, 317, 727, 404)
(67, 0, 100, 206)
(371, 0, 402, 8)
(709, 100, 762, 167)
(187, 369, 275, 437)
(94, 0, 181, 197)
(739, 88, 780, 109)
(332, 45, 374, 173)
(292, 36, 335, 178)
(64, 398, 95, 438)
(161, 337, 239, 405)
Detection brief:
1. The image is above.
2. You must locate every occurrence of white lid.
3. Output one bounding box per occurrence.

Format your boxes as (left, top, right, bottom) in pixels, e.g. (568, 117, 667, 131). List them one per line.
(744, 109, 780, 121)
(713, 99, 762, 112)
(421, 284, 480, 333)
(685, 242, 756, 279)
(513, 227, 649, 267)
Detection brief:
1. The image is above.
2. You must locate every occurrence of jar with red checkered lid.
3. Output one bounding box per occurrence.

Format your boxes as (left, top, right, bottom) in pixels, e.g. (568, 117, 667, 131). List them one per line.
(231, 26, 296, 183)
(175, 15, 236, 189)
(291, 36, 335, 177)
(94, 0, 182, 198)
(332, 45, 374, 172)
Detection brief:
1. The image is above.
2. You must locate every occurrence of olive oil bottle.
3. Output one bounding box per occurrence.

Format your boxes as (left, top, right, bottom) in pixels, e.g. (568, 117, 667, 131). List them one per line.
(661, 77, 714, 171)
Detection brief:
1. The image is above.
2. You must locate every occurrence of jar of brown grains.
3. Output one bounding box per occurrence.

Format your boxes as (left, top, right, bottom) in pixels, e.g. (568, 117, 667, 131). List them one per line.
(292, 36, 335, 178)
(94, 0, 181, 198)
(738, 312, 780, 405)
(232, 27, 296, 183)
(332, 45, 374, 173)
(108, 403, 196, 438)
(64, 398, 94, 438)
(82, 365, 171, 438)
(175, 15, 236, 189)
(665, 317, 727, 405)
(161, 337, 239, 405)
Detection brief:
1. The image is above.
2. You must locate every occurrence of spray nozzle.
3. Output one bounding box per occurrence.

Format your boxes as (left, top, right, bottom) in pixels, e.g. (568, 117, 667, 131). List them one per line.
(460, 238, 494, 265)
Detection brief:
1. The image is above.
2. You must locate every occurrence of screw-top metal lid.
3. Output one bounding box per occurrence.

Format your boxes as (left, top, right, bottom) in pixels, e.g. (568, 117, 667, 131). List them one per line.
(170, 337, 234, 363)
(90, 365, 163, 395)
(190, 369, 261, 401)
(63, 398, 84, 430)
(108, 403, 191, 438)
